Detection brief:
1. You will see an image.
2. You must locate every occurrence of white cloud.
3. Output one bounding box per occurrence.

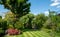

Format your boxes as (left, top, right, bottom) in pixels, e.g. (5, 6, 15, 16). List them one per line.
(50, 2, 60, 6)
(44, 11, 49, 16)
(51, 0, 60, 2)
(50, 0, 60, 8)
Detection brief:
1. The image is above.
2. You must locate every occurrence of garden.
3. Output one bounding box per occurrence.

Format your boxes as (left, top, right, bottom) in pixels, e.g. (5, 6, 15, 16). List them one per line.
(0, 0, 60, 37)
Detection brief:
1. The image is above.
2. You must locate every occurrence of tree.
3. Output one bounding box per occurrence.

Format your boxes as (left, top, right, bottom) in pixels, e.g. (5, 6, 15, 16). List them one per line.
(32, 13, 47, 29)
(0, 0, 31, 19)
(0, 16, 2, 28)
(49, 10, 57, 28)
(15, 21, 24, 30)
(48, 10, 57, 37)
(0, 16, 7, 37)
(4, 11, 16, 28)
(55, 14, 60, 32)
(5, 12, 16, 21)
(0, 16, 2, 19)
(19, 13, 34, 29)
(44, 11, 57, 29)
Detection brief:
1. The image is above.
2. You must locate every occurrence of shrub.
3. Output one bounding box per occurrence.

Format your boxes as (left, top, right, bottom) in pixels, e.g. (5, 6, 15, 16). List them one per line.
(15, 21, 24, 30)
(0, 28, 5, 37)
(5, 28, 22, 35)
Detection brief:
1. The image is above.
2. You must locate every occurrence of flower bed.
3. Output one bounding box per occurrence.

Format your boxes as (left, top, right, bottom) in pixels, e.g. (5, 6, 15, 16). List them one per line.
(5, 28, 22, 35)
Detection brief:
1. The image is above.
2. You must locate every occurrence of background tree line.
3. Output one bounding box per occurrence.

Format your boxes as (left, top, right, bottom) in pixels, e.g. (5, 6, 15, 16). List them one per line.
(0, 10, 60, 31)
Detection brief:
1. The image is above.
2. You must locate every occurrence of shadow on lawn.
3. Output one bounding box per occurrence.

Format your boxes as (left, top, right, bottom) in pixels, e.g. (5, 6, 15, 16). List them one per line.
(23, 29, 41, 32)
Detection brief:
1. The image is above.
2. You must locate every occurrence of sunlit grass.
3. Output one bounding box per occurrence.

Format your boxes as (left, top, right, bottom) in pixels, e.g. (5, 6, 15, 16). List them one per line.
(5, 29, 60, 37)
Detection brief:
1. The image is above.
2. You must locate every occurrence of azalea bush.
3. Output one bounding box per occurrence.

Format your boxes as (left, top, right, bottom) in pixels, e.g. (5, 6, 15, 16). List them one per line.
(5, 28, 22, 35)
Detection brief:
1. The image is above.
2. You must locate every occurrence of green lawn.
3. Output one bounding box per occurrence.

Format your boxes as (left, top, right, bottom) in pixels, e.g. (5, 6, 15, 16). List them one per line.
(5, 29, 60, 37)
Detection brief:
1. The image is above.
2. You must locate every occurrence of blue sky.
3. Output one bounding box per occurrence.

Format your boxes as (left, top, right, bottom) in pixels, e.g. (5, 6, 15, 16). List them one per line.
(0, 0, 60, 16)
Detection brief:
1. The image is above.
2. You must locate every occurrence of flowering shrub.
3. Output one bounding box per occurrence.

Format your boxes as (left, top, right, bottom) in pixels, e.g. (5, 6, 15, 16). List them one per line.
(5, 28, 22, 35)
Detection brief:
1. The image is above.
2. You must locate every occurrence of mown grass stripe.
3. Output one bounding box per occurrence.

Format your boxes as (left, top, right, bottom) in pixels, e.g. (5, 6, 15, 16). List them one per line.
(30, 31, 40, 37)
(35, 31, 46, 37)
(29, 32, 37, 37)
(27, 31, 36, 37)
(16, 35, 23, 37)
(23, 32, 28, 37)
(5, 30, 54, 37)
(32, 31, 42, 37)
(26, 31, 34, 37)
(36, 31, 50, 37)
(39, 32, 49, 37)
(33, 31, 45, 37)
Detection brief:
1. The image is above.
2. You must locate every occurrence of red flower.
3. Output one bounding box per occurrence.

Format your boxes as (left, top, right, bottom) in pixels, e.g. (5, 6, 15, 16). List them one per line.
(5, 28, 20, 35)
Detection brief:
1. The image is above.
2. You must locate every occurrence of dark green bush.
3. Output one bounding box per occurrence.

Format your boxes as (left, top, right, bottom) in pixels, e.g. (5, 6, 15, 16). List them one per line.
(0, 28, 4, 34)
(0, 28, 5, 37)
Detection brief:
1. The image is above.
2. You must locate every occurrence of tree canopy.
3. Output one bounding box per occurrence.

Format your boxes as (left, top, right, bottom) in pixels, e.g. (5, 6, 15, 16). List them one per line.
(0, 0, 31, 17)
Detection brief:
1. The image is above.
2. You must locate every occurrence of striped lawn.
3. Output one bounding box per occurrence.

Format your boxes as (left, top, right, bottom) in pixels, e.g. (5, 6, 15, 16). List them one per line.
(5, 30, 60, 37)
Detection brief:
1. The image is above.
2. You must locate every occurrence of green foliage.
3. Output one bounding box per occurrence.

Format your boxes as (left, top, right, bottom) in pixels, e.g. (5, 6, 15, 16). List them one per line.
(0, 16, 2, 19)
(55, 16, 60, 32)
(32, 13, 47, 29)
(15, 21, 24, 30)
(44, 11, 57, 29)
(0, 28, 4, 34)
(5, 12, 16, 21)
(0, 0, 31, 17)
(44, 10, 60, 33)
(0, 0, 31, 29)
(0, 17, 5, 36)
(4, 12, 16, 28)
(19, 13, 34, 29)
(0, 17, 7, 30)
(0, 18, 7, 37)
